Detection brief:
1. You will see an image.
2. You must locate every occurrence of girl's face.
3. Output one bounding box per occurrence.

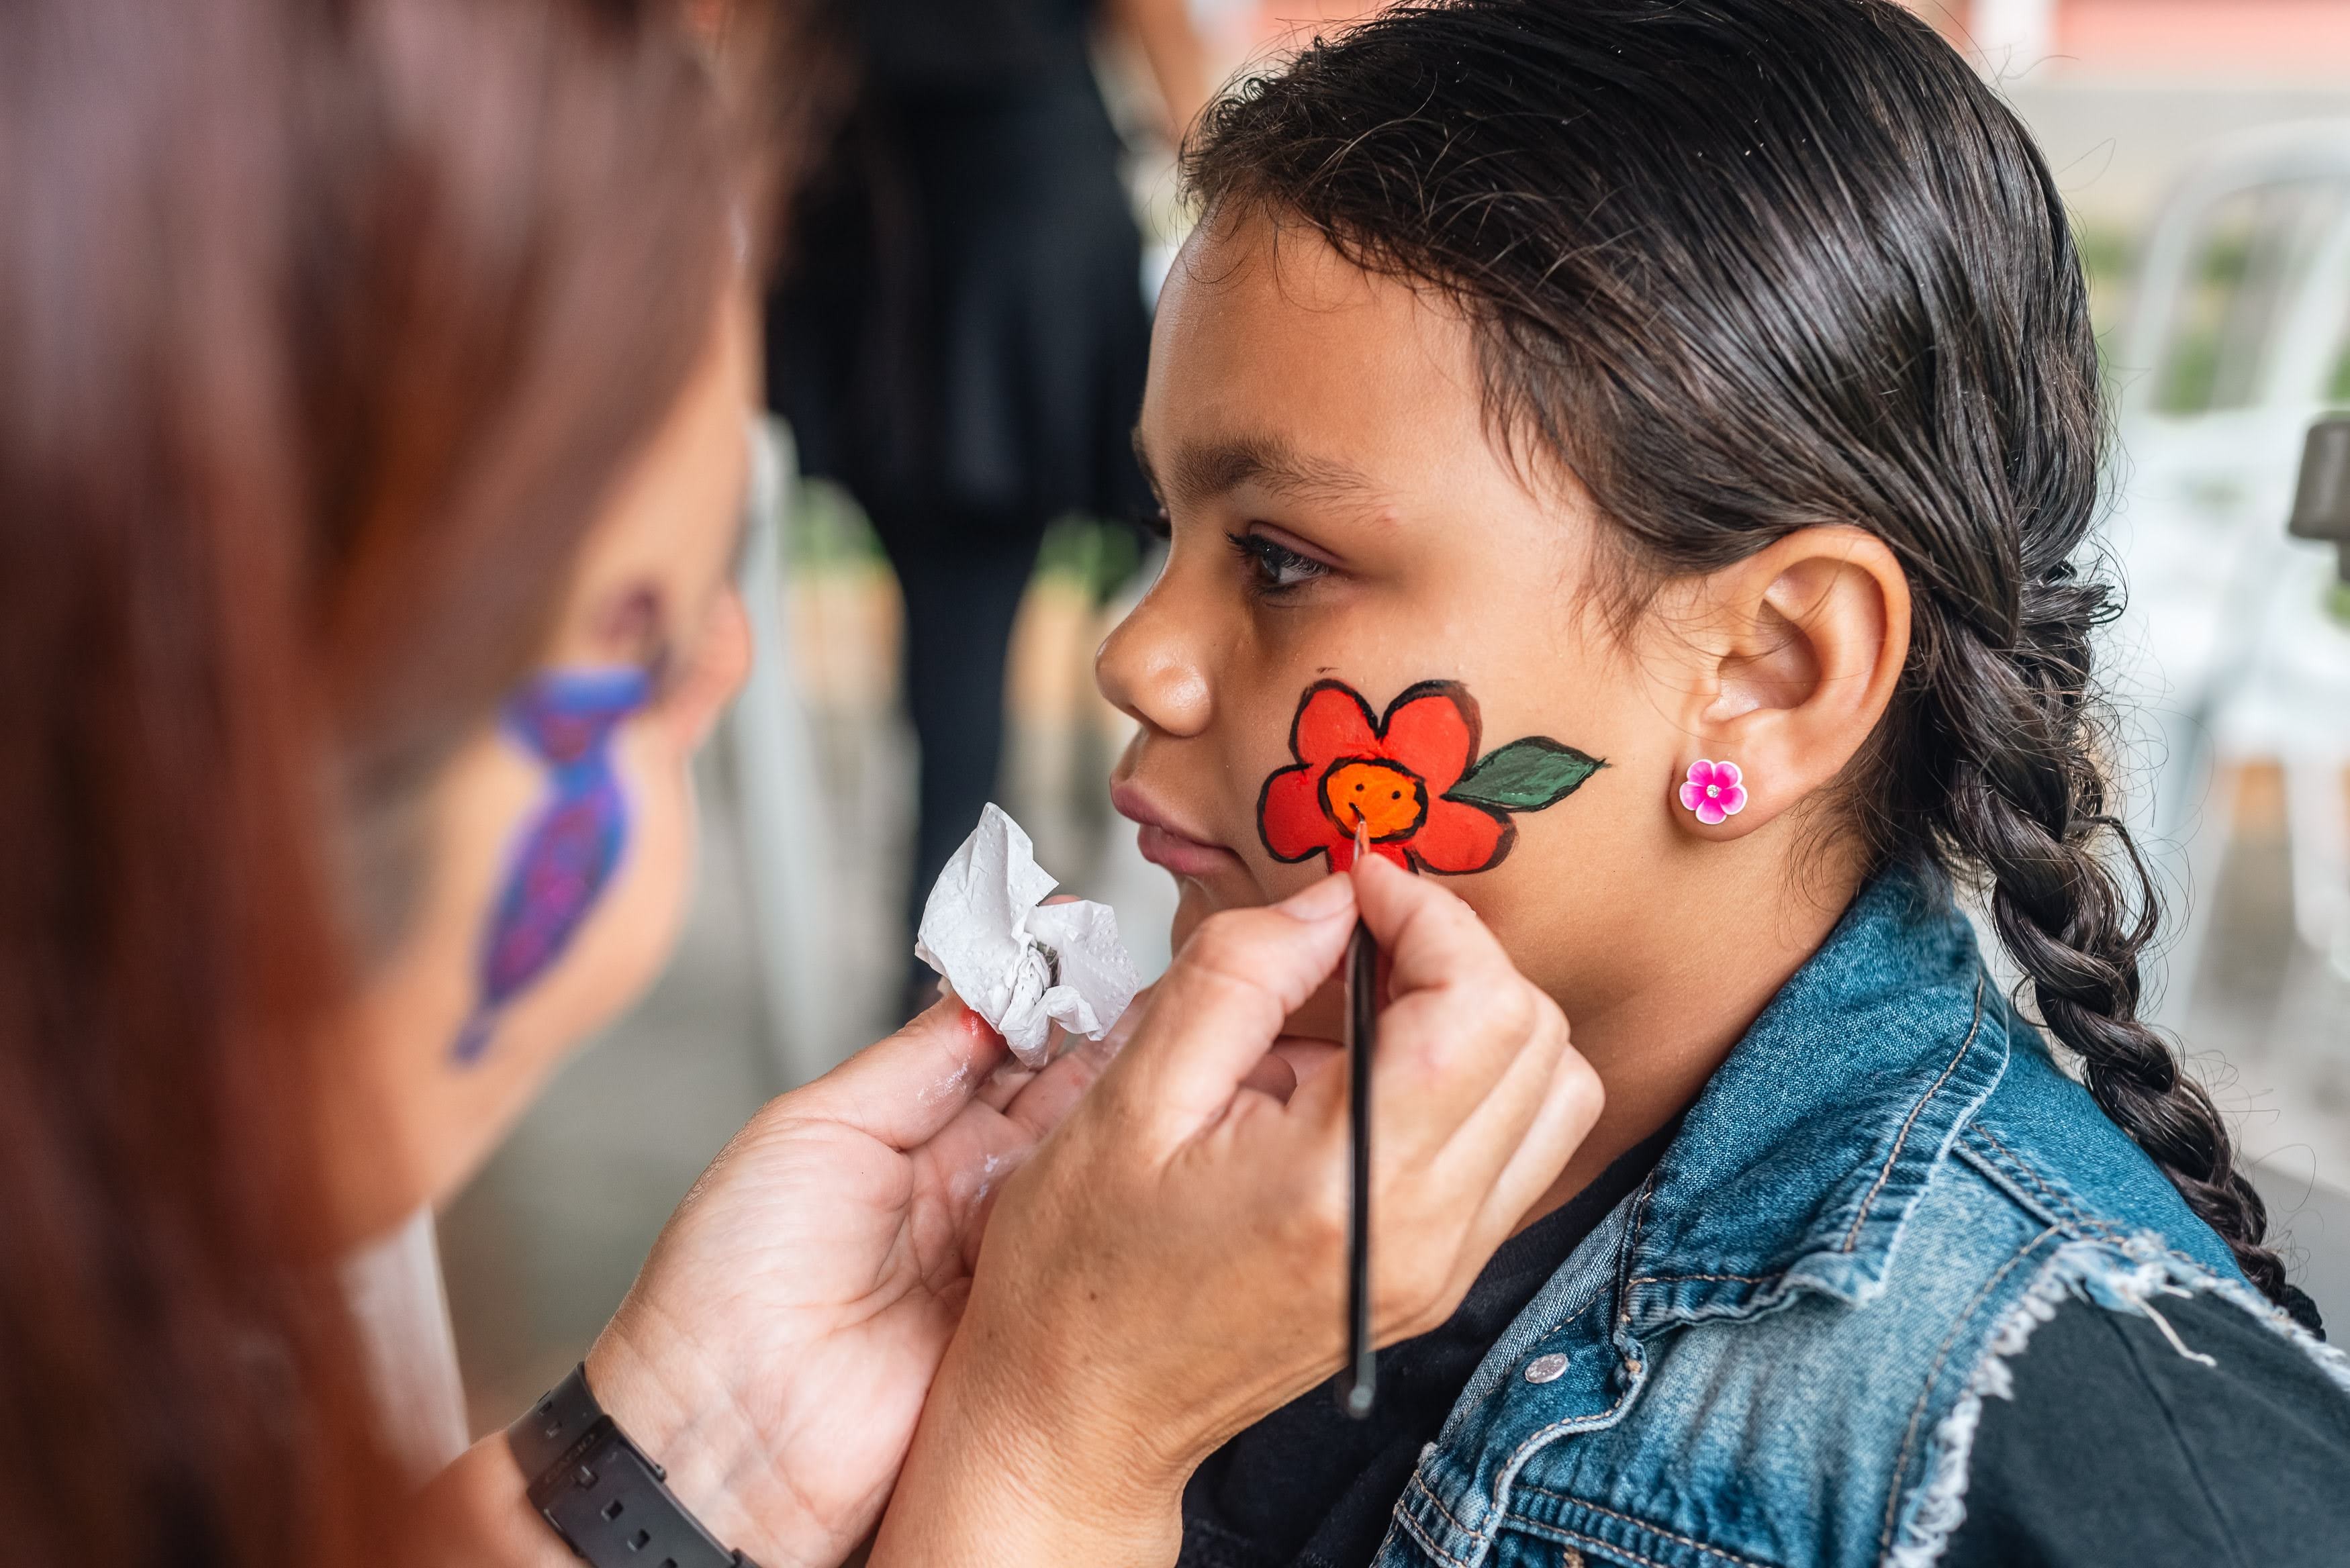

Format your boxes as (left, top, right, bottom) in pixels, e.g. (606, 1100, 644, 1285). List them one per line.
(1102, 211, 1738, 1036)
(333, 295, 756, 1239)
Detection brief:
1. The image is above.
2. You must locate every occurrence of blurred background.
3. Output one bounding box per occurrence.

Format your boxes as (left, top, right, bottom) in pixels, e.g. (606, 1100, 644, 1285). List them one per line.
(438, 0, 2350, 1430)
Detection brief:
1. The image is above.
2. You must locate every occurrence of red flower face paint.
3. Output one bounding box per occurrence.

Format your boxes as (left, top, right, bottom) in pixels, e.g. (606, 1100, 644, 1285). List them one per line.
(1257, 679, 1605, 874)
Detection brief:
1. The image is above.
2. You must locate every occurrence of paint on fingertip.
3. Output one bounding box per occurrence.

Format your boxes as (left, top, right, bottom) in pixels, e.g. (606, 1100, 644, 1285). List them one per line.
(916, 1057, 975, 1111)
(451, 666, 652, 1065)
(972, 1153, 1011, 1205)
(951, 1149, 1026, 1208)
(954, 998, 1008, 1053)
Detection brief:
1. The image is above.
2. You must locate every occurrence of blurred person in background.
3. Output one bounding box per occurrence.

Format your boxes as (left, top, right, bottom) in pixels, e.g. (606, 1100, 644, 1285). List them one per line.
(0, 1, 1598, 1564)
(767, 0, 1209, 1005)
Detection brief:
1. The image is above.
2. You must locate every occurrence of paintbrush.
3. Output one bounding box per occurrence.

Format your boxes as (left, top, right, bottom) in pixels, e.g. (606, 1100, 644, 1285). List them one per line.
(1340, 818, 1378, 1418)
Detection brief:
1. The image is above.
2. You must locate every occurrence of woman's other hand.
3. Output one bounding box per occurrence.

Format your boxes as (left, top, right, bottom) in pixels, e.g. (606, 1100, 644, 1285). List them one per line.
(874, 852, 1605, 1565)
(423, 995, 1115, 1568)
(582, 996, 1115, 1566)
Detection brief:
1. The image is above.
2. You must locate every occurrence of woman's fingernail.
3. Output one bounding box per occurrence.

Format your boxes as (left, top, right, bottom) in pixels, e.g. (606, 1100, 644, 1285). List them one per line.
(1278, 873, 1356, 921)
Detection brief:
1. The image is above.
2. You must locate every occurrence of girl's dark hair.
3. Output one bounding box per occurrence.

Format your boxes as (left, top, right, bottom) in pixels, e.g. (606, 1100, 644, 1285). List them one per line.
(0, 0, 755, 1562)
(1186, 0, 2302, 1317)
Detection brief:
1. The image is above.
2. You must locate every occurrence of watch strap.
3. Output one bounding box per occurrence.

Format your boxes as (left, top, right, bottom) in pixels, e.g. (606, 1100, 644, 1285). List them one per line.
(507, 1365, 760, 1568)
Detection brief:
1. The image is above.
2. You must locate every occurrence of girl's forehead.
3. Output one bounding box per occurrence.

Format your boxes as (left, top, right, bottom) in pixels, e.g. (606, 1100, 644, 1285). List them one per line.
(1147, 219, 1489, 488)
(1160, 211, 1472, 374)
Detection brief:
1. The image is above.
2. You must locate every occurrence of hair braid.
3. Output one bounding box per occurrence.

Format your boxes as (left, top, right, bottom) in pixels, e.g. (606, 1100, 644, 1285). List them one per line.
(1928, 597, 2300, 1315)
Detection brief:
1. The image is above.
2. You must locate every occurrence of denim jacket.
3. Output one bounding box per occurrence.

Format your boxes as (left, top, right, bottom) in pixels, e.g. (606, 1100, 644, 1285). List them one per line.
(1376, 870, 2350, 1568)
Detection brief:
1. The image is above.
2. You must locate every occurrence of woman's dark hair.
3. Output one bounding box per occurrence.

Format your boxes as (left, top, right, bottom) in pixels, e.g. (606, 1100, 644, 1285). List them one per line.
(1186, 0, 2302, 1317)
(0, 0, 757, 1561)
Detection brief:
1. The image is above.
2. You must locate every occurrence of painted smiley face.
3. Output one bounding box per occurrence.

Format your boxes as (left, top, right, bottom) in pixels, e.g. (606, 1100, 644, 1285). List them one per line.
(1323, 757, 1430, 841)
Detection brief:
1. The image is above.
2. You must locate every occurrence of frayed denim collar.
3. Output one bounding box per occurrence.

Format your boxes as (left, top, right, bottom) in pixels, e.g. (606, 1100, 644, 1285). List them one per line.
(1617, 865, 2010, 1332)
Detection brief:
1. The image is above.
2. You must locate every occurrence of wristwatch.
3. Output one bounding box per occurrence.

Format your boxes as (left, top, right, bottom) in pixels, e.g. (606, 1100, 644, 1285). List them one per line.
(506, 1364, 761, 1568)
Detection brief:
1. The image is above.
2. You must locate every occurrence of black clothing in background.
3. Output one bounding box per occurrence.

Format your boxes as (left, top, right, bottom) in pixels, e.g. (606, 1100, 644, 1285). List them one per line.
(769, 60, 1151, 536)
(1942, 1287, 2350, 1567)
(892, 533, 1038, 924)
(768, 0, 1154, 967)
(1177, 1122, 1683, 1568)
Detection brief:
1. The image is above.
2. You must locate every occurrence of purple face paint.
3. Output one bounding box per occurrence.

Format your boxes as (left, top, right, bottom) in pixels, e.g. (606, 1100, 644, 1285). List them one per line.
(451, 667, 653, 1064)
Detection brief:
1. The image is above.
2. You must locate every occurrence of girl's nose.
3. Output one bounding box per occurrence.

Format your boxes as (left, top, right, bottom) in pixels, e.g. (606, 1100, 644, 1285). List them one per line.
(1096, 588, 1212, 738)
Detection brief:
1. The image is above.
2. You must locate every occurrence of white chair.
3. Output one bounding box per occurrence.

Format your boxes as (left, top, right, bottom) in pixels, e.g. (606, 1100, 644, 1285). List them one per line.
(2096, 122, 2350, 1021)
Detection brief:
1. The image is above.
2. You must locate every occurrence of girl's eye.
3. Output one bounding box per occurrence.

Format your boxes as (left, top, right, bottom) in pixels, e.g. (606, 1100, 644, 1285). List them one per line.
(1226, 529, 1331, 595)
(1142, 503, 1172, 542)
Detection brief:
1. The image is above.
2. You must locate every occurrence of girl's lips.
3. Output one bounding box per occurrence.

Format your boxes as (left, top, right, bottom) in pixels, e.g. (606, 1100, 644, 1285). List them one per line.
(1113, 783, 1246, 879)
(1136, 822, 1246, 878)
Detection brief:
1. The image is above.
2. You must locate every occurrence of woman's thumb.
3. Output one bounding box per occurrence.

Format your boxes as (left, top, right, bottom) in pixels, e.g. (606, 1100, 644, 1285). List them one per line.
(1109, 873, 1358, 1127)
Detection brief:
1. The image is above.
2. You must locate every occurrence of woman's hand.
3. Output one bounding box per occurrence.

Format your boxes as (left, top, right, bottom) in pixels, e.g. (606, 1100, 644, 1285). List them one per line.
(873, 854, 1605, 1566)
(580, 997, 1117, 1567)
(421, 995, 1117, 1568)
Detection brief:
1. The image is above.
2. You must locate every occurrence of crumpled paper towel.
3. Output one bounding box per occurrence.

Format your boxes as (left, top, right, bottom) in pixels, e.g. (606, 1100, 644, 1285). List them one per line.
(915, 803, 1142, 1067)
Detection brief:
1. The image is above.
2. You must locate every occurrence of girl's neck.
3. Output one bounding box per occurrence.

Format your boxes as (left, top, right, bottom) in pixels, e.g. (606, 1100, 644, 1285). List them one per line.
(1513, 855, 1869, 1232)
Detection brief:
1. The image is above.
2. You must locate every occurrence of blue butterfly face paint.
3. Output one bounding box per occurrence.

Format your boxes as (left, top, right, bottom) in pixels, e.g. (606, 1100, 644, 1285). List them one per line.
(452, 667, 654, 1065)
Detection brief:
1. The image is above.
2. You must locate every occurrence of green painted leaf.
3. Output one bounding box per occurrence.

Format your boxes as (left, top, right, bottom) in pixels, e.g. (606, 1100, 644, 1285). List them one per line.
(1445, 738, 1605, 813)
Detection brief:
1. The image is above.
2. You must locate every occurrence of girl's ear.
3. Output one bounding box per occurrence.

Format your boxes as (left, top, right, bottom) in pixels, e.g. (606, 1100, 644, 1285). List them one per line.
(1669, 525, 1911, 839)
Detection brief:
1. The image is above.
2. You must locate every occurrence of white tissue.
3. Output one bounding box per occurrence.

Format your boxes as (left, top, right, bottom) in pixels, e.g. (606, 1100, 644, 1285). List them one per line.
(914, 804, 1141, 1067)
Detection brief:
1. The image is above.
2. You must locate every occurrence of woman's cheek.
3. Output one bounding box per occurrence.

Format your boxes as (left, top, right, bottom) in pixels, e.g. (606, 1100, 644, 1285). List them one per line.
(584, 722, 699, 1025)
(474, 716, 696, 1089)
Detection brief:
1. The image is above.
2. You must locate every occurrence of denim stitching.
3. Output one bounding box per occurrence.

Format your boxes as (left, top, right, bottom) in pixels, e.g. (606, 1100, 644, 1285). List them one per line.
(1874, 1224, 2060, 1556)
(1511, 1489, 1775, 1568)
(1959, 1126, 2087, 1227)
(1528, 1526, 1675, 1568)
(1965, 1122, 2118, 1235)
(1623, 1179, 1660, 1271)
(1624, 1271, 1777, 1287)
(1410, 1472, 1476, 1538)
(1616, 1174, 1664, 1326)
(1393, 1498, 1476, 1567)
(1839, 973, 1986, 1255)
(1509, 1516, 1782, 1568)
(1951, 1139, 2105, 1240)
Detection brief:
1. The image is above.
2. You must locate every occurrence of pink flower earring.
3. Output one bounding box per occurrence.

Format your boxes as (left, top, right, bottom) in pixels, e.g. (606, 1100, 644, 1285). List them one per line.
(1679, 758, 1747, 826)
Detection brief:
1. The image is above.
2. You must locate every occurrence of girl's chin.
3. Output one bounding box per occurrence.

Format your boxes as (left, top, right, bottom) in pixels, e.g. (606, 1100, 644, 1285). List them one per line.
(1170, 882, 1221, 954)
(1171, 859, 1352, 938)
(1168, 874, 1268, 948)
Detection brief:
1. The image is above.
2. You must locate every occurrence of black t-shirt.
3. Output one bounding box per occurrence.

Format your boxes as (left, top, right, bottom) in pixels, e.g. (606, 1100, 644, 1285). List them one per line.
(1180, 1129, 2350, 1568)
(1177, 1123, 1681, 1568)
(1943, 1287, 2350, 1567)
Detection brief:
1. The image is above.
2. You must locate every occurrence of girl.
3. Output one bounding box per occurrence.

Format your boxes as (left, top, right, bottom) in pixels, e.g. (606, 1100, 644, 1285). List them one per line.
(0, 0, 1593, 1563)
(1066, 1, 2350, 1564)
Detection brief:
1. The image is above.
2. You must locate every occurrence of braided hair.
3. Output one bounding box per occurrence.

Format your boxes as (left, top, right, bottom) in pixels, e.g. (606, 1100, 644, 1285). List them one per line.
(1185, 0, 2304, 1318)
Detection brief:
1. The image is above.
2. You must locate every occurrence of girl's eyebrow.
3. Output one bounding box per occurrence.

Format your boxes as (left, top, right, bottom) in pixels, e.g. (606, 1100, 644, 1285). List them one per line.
(1133, 426, 1389, 513)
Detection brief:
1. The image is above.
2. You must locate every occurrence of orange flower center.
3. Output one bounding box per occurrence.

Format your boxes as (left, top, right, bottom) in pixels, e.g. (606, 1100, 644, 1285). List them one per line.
(1321, 758, 1428, 841)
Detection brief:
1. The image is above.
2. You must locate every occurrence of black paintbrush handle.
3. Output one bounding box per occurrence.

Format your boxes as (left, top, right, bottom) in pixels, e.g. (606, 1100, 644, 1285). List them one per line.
(1340, 916, 1377, 1418)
